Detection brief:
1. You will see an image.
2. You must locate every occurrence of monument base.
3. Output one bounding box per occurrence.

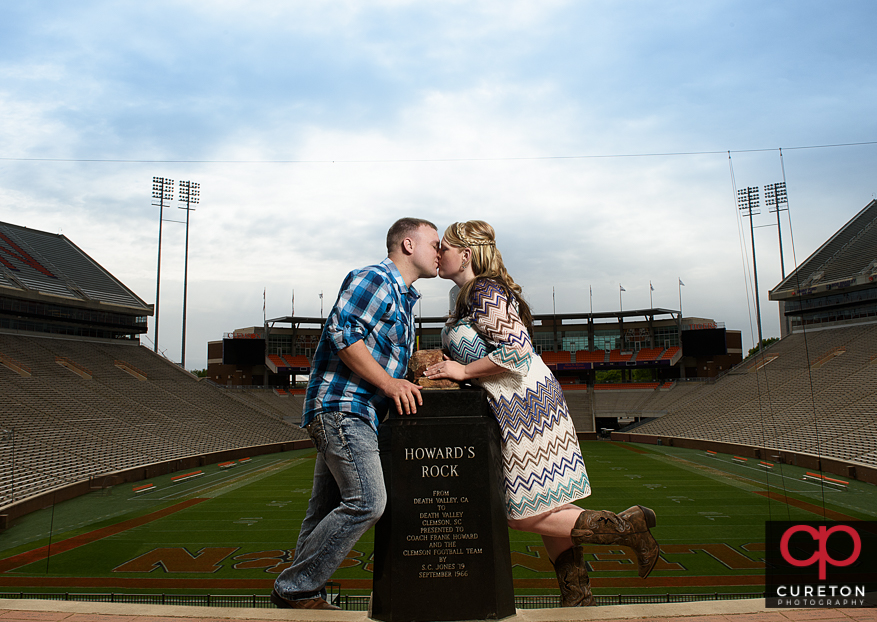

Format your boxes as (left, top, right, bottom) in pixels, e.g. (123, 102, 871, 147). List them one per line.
(371, 388, 515, 622)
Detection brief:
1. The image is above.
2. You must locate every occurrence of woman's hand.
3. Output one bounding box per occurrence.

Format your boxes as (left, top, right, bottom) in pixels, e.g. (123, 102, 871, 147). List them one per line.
(424, 351, 507, 382)
(424, 358, 470, 382)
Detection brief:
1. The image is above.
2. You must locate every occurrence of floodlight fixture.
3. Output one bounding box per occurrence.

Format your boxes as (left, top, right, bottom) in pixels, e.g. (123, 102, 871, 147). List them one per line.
(152, 177, 174, 354)
(765, 182, 789, 278)
(737, 186, 764, 353)
(178, 181, 200, 369)
(178, 180, 200, 206)
(737, 186, 761, 217)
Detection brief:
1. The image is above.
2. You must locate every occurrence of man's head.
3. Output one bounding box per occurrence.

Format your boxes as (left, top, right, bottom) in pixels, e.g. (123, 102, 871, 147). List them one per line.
(387, 217, 440, 285)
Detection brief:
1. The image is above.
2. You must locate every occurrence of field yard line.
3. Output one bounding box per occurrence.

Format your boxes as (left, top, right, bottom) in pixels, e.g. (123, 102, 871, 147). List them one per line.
(753, 491, 860, 521)
(705, 455, 844, 494)
(648, 450, 840, 495)
(0, 499, 208, 573)
(195, 458, 309, 499)
(133, 457, 308, 502)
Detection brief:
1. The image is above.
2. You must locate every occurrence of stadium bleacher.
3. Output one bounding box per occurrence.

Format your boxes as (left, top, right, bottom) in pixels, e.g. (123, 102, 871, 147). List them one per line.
(627, 324, 877, 470)
(0, 334, 307, 506)
(539, 350, 571, 365)
(573, 349, 606, 363)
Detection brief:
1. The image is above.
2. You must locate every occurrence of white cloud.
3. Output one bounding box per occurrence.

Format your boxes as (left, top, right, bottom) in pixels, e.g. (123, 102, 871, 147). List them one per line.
(1, 0, 876, 368)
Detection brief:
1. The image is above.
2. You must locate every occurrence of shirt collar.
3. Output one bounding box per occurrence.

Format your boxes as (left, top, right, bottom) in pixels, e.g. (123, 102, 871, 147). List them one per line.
(381, 257, 421, 301)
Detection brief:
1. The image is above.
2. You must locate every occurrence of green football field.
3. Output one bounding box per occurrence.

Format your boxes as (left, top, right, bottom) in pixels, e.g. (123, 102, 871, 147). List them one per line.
(0, 441, 875, 597)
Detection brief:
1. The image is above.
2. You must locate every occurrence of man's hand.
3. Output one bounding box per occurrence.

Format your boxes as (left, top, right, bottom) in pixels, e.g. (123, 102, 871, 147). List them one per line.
(380, 378, 423, 415)
(337, 340, 423, 415)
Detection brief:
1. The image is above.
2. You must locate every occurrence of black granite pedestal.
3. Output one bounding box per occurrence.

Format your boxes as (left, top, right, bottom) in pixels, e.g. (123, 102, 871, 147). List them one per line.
(371, 388, 515, 622)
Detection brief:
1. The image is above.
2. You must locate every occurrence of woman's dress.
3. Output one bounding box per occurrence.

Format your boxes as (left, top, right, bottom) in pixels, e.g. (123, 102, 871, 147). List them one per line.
(442, 279, 590, 519)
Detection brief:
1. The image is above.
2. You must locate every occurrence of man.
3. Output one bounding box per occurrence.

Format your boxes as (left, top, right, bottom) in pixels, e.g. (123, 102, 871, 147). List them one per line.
(272, 217, 441, 609)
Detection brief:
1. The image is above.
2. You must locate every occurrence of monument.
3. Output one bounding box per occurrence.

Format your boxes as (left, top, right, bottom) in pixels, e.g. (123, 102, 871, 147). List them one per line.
(370, 382, 516, 622)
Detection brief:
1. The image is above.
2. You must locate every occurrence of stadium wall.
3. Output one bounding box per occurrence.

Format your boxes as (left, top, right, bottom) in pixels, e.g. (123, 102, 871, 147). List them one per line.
(0, 439, 313, 531)
(610, 433, 877, 486)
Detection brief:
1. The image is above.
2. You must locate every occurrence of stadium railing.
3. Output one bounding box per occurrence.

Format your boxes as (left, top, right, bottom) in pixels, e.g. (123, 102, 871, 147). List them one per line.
(0, 591, 765, 609)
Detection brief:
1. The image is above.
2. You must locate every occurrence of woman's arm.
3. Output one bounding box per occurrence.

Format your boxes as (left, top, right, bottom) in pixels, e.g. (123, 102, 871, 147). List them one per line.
(423, 352, 504, 382)
(426, 280, 533, 382)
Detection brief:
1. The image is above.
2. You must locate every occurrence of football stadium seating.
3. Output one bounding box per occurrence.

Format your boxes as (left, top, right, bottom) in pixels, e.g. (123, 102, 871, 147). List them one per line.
(627, 324, 877, 469)
(0, 334, 307, 505)
(573, 350, 607, 363)
(540, 350, 571, 365)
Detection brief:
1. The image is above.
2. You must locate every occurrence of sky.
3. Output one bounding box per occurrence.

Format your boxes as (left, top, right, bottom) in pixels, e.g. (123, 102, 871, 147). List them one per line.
(1, 0, 876, 370)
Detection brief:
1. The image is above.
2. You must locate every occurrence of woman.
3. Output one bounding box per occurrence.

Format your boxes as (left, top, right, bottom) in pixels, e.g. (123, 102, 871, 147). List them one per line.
(423, 221, 660, 607)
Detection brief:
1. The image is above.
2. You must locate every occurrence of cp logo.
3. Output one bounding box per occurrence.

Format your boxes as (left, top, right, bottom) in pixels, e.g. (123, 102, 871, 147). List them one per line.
(780, 524, 861, 580)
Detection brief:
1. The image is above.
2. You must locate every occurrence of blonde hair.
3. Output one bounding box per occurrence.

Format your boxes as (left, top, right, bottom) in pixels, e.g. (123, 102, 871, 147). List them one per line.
(444, 220, 533, 328)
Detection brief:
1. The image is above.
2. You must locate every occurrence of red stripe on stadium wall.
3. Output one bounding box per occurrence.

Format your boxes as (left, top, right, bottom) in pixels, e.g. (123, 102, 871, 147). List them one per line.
(0, 498, 208, 573)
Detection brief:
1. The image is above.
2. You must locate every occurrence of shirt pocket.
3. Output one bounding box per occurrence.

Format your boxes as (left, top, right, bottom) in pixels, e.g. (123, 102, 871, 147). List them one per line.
(379, 300, 408, 351)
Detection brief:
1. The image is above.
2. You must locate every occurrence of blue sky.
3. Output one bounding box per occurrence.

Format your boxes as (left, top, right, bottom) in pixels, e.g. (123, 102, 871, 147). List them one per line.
(2, 1, 876, 369)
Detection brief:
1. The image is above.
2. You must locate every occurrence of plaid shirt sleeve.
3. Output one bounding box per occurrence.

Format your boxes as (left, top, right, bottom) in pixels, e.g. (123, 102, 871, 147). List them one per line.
(324, 268, 393, 354)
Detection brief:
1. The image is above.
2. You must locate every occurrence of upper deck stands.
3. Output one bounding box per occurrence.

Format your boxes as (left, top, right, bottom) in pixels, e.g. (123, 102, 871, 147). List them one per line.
(609, 350, 633, 362)
(634, 348, 664, 362)
(540, 351, 571, 365)
(574, 350, 607, 363)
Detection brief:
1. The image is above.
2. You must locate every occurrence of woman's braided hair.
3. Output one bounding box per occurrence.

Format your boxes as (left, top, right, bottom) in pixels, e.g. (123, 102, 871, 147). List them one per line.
(444, 220, 533, 328)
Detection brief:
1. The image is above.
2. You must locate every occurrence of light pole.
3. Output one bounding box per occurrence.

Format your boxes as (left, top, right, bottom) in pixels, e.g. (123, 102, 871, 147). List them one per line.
(152, 177, 174, 353)
(178, 180, 200, 369)
(738, 186, 764, 353)
(764, 182, 789, 279)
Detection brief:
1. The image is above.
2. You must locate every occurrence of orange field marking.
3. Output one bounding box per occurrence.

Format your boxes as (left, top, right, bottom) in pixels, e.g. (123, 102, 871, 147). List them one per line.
(804, 471, 849, 486)
(0, 498, 208, 573)
(170, 471, 203, 482)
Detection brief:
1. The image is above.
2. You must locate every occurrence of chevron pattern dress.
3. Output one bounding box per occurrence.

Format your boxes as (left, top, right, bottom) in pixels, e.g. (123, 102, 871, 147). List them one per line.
(442, 279, 590, 519)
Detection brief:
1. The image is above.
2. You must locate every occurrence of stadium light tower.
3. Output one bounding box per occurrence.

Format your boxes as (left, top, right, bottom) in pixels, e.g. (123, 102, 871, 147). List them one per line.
(152, 177, 174, 353)
(178, 180, 200, 369)
(764, 182, 789, 279)
(738, 186, 765, 353)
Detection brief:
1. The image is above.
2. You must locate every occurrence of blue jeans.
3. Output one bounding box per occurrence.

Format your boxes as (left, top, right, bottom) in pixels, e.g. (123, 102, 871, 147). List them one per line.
(274, 412, 386, 601)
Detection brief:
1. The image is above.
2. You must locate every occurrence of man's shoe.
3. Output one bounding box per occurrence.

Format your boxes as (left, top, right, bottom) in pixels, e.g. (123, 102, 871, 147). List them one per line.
(270, 589, 341, 610)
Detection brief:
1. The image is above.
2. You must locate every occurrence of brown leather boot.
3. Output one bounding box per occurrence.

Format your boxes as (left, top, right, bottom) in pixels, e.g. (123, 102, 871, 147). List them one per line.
(570, 505, 660, 579)
(552, 546, 594, 607)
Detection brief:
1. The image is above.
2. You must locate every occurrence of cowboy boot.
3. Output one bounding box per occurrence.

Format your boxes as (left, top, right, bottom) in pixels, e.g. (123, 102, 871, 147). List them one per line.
(551, 546, 594, 607)
(570, 505, 660, 579)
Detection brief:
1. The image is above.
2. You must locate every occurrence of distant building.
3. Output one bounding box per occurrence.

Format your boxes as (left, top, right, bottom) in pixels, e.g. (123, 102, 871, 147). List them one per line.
(770, 199, 877, 336)
(207, 307, 741, 386)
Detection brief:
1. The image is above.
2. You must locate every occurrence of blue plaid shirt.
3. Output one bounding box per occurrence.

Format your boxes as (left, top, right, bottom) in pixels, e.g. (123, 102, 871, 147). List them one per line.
(302, 258, 421, 431)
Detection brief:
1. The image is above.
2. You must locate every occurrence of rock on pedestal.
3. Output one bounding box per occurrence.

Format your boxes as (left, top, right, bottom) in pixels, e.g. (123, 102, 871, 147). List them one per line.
(371, 388, 515, 622)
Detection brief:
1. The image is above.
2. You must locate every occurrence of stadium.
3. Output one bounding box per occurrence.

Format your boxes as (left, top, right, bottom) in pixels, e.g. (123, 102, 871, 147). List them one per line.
(1, 201, 876, 611)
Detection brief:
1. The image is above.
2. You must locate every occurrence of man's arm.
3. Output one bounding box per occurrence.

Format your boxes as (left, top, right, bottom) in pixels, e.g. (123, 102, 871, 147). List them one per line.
(337, 340, 423, 415)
